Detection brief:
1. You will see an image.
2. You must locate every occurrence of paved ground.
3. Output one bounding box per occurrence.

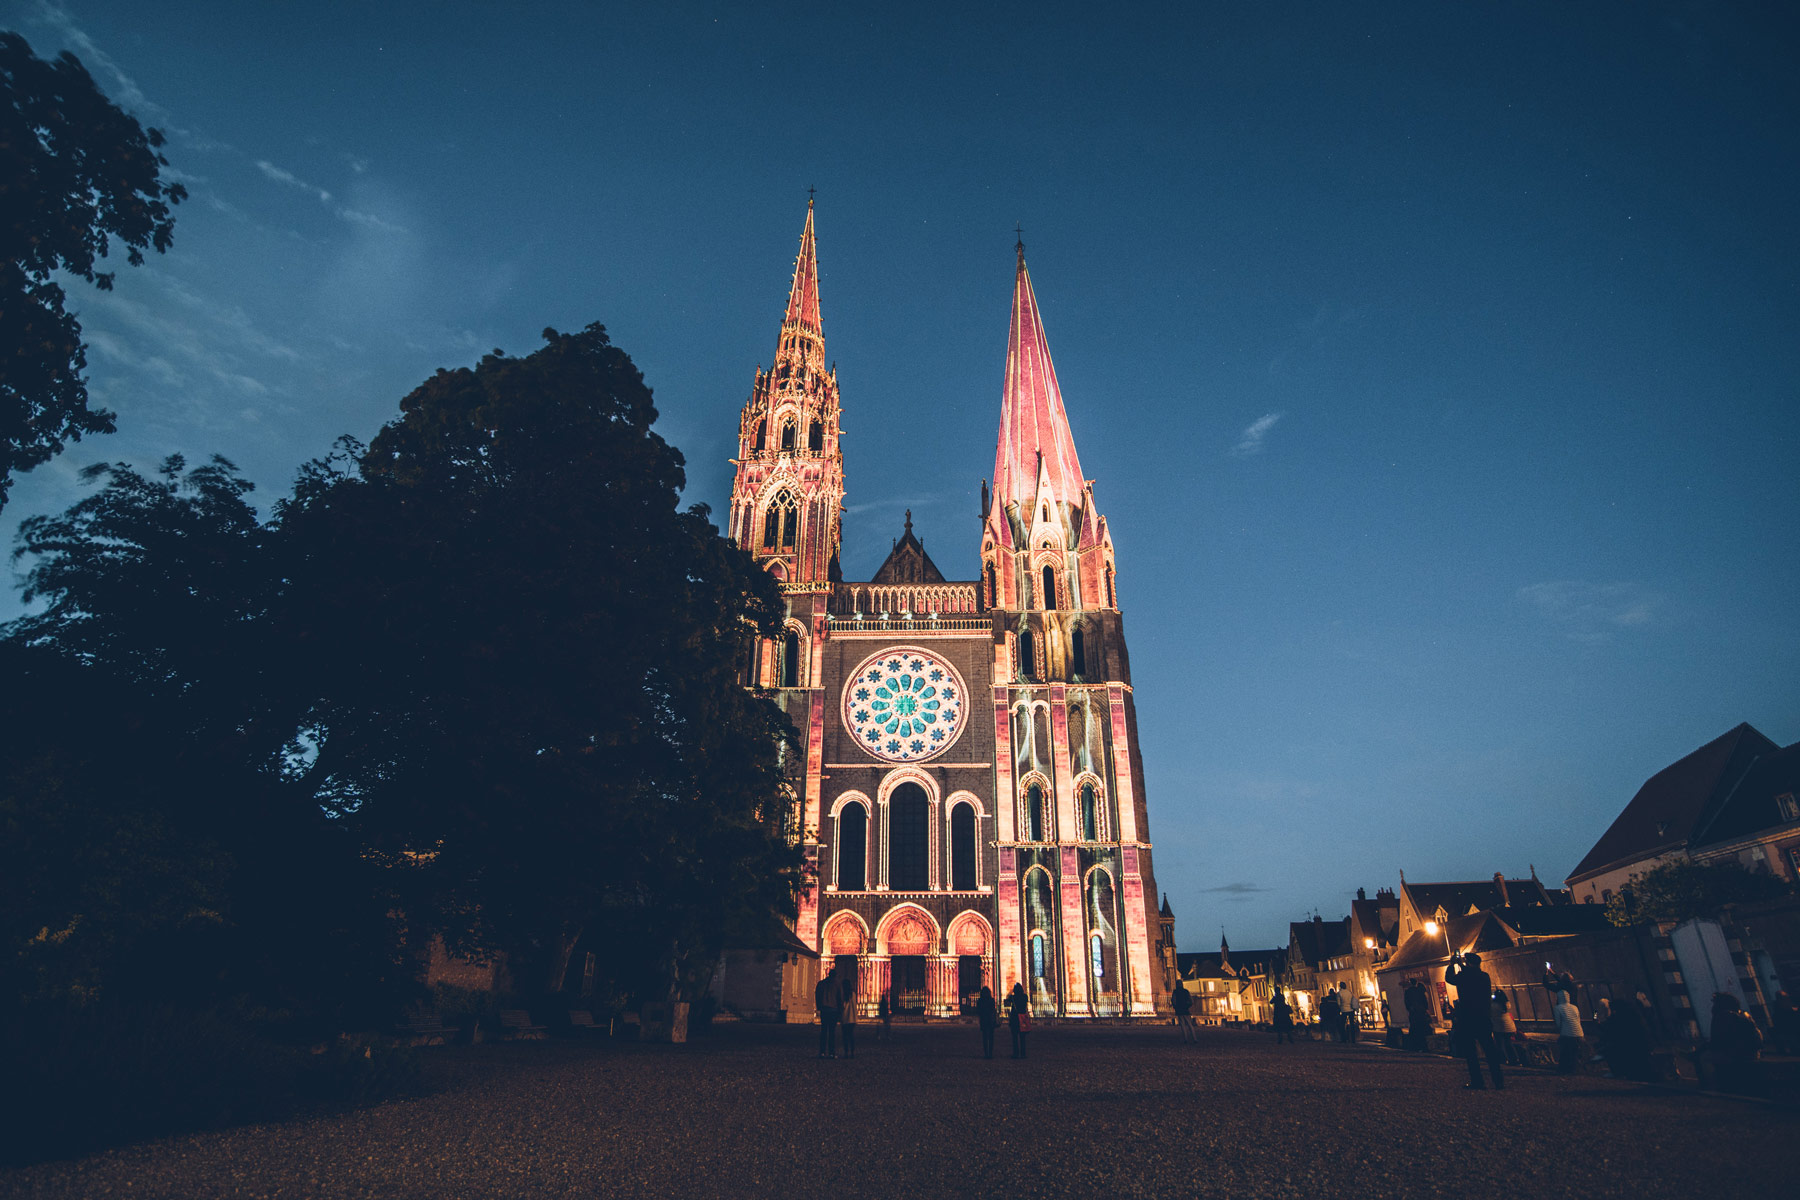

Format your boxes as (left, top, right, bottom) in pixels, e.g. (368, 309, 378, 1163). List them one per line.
(3, 1023, 1789, 1199)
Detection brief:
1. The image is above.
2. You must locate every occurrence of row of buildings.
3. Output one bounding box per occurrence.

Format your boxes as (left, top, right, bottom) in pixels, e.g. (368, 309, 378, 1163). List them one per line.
(1174, 723, 1800, 1043)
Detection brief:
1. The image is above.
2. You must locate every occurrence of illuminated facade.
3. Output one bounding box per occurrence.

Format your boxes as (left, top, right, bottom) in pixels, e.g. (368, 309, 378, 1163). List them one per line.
(728, 203, 1169, 1017)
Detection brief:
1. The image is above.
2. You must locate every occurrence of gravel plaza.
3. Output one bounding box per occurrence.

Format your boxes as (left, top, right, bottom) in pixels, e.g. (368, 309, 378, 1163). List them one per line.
(3, 1022, 1788, 1199)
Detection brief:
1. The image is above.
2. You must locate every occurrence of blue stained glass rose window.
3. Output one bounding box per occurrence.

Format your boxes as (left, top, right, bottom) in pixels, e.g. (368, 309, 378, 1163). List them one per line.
(841, 646, 969, 764)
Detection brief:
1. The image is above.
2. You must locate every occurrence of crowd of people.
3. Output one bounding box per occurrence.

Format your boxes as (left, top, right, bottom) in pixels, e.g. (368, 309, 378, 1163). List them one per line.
(807, 954, 1791, 1098)
(1264, 958, 1794, 1097)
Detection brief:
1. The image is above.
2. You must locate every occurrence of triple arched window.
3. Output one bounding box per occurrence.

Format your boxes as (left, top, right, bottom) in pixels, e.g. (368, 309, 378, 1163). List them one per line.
(889, 783, 930, 891)
(949, 801, 977, 890)
(836, 802, 867, 891)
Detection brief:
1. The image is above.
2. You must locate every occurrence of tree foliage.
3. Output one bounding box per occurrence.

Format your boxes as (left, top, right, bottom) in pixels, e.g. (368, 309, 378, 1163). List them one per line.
(276, 324, 799, 998)
(1, 31, 185, 511)
(4, 322, 799, 1024)
(1604, 857, 1792, 928)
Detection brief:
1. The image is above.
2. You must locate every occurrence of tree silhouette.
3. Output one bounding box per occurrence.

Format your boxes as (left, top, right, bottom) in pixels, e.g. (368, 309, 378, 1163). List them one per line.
(1, 32, 185, 511)
(275, 324, 800, 999)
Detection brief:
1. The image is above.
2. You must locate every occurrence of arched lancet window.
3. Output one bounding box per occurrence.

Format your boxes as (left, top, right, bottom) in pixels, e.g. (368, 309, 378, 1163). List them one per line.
(808, 421, 823, 452)
(1086, 869, 1119, 993)
(1026, 783, 1046, 842)
(889, 783, 929, 891)
(1106, 567, 1116, 608)
(780, 630, 801, 687)
(754, 420, 767, 452)
(780, 421, 796, 451)
(763, 490, 796, 550)
(837, 803, 867, 891)
(1018, 628, 1035, 681)
(1071, 626, 1086, 677)
(1042, 565, 1056, 610)
(950, 802, 977, 890)
(985, 562, 997, 608)
(1031, 934, 1047, 982)
(782, 505, 798, 548)
(1080, 782, 1098, 841)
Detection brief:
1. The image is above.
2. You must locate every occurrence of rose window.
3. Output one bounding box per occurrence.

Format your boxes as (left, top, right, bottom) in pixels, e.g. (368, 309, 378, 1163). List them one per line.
(841, 646, 968, 763)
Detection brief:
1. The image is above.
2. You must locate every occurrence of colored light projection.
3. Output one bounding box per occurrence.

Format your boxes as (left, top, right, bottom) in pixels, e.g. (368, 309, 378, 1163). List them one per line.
(841, 646, 968, 763)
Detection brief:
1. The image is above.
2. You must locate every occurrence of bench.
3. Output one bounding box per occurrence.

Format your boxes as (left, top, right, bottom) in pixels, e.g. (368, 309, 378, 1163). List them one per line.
(566, 1009, 607, 1035)
(394, 1010, 453, 1047)
(499, 1009, 549, 1040)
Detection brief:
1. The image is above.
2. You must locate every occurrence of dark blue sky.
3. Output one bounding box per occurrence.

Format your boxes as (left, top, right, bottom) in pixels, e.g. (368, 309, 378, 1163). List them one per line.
(6, 1, 1797, 949)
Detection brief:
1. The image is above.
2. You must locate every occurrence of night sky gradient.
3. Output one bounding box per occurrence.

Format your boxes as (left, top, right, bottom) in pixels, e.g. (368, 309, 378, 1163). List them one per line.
(5, 1, 1797, 949)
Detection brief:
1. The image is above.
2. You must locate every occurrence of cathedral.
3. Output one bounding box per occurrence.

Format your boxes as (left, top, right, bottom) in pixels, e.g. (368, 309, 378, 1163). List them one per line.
(727, 202, 1171, 1018)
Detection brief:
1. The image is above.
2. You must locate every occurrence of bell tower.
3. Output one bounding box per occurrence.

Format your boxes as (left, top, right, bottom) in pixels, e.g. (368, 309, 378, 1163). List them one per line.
(985, 240, 1164, 1018)
(727, 200, 845, 955)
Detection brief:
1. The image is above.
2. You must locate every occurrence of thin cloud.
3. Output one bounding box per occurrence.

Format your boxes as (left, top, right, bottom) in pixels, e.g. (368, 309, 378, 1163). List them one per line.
(31, 1, 157, 117)
(256, 160, 333, 205)
(1201, 882, 1272, 894)
(1231, 412, 1283, 457)
(1518, 581, 1663, 643)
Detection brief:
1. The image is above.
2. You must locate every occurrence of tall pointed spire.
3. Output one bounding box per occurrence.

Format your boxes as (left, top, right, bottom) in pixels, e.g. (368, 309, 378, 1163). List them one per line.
(784, 198, 822, 335)
(994, 243, 1085, 510)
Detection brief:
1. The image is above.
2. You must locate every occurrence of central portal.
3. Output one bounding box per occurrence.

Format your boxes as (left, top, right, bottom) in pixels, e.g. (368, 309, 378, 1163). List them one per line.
(892, 955, 928, 1014)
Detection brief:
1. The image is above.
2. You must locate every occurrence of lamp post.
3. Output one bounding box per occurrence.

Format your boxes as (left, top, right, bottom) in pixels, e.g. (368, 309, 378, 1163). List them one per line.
(1423, 920, 1452, 1028)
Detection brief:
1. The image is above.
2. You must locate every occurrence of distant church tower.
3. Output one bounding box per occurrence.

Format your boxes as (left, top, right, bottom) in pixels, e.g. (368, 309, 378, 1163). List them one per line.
(728, 209, 1167, 1019)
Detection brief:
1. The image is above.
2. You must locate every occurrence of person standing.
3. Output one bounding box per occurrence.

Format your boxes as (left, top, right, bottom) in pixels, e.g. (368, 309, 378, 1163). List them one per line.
(1491, 987, 1522, 1067)
(1336, 985, 1354, 1043)
(1172, 980, 1196, 1043)
(1444, 951, 1504, 1089)
(877, 988, 892, 1042)
(1318, 986, 1340, 1044)
(1272, 988, 1294, 1044)
(838, 963, 859, 1060)
(1552, 987, 1585, 1074)
(815, 968, 842, 1059)
(1708, 992, 1765, 1095)
(1007, 982, 1030, 1059)
(976, 985, 999, 1059)
(1770, 989, 1800, 1056)
(1404, 979, 1430, 1051)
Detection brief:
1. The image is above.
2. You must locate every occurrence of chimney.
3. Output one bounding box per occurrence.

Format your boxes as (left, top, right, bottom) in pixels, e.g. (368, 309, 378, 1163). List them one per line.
(1493, 872, 1510, 908)
(1356, 887, 1367, 901)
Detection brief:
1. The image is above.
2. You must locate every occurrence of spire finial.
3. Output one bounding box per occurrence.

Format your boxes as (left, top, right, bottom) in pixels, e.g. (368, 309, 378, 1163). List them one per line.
(807, 185, 816, 205)
(1014, 221, 1025, 257)
(904, 508, 912, 534)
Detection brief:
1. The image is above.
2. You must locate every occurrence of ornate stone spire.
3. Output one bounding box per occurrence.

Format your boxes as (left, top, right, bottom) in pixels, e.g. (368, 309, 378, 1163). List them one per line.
(784, 197, 822, 336)
(993, 243, 1085, 511)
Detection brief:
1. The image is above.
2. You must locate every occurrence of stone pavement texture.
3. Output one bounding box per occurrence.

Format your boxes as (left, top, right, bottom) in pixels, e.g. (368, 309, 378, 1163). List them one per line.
(2, 1024, 1787, 1199)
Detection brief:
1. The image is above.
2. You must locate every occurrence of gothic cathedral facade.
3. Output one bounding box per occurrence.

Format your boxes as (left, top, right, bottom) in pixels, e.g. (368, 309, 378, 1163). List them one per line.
(728, 203, 1169, 1018)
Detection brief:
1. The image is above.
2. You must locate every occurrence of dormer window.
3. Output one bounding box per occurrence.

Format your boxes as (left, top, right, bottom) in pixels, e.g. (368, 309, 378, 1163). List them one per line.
(1777, 793, 1798, 822)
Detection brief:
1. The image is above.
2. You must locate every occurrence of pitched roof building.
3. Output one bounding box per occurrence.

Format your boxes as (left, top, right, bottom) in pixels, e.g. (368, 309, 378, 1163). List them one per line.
(1566, 722, 1785, 904)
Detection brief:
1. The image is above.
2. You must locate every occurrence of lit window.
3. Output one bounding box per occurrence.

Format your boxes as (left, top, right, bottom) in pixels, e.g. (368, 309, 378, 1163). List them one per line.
(1778, 793, 1799, 822)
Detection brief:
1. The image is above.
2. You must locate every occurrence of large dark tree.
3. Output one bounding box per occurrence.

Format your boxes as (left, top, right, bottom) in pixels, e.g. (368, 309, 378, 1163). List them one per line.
(4, 457, 408, 1027)
(1, 31, 184, 511)
(276, 324, 800, 999)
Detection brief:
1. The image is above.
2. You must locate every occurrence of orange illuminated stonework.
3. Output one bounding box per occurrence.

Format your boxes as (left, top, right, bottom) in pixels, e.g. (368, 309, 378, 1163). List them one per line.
(730, 208, 1170, 1019)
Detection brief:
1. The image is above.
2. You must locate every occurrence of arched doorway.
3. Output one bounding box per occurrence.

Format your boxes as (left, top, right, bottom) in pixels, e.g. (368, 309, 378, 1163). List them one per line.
(882, 908, 936, 1016)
